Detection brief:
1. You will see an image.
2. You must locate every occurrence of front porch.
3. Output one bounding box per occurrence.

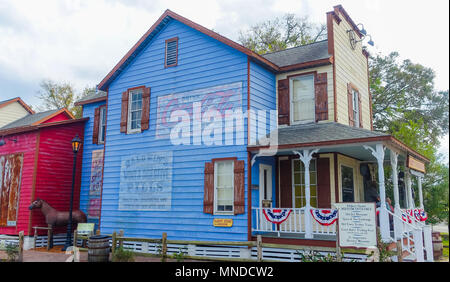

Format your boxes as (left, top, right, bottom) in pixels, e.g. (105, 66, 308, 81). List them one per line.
(248, 123, 433, 261)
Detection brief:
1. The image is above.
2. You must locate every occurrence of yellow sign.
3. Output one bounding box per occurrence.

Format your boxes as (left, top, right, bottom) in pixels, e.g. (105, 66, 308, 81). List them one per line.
(407, 155, 426, 173)
(213, 218, 233, 227)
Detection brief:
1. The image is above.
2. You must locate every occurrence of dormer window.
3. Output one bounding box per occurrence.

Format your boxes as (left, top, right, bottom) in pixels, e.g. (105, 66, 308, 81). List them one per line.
(165, 37, 178, 67)
(290, 74, 315, 124)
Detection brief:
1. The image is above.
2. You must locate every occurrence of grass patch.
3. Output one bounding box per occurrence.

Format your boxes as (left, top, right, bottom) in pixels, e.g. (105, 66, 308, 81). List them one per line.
(442, 233, 449, 259)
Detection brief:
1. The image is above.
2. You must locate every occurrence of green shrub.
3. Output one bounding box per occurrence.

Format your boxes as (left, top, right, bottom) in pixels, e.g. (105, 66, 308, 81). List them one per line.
(5, 243, 19, 262)
(111, 247, 135, 262)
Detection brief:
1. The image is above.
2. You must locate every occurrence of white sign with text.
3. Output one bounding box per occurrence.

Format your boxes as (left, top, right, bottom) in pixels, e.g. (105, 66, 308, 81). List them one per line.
(334, 203, 377, 248)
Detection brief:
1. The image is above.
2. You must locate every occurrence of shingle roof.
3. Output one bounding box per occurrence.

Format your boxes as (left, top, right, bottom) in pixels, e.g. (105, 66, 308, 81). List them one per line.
(250, 122, 389, 147)
(75, 90, 107, 105)
(261, 40, 330, 67)
(1, 109, 60, 129)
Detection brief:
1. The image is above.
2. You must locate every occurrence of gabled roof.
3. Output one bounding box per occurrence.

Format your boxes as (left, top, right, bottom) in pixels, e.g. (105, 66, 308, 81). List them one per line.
(97, 9, 280, 91)
(0, 97, 35, 114)
(1, 108, 74, 130)
(74, 90, 107, 106)
(262, 40, 331, 68)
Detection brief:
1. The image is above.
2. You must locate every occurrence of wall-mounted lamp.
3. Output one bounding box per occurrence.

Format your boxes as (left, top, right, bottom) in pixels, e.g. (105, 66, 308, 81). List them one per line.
(357, 23, 367, 36)
(347, 23, 374, 50)
(0, 137, 17, 146)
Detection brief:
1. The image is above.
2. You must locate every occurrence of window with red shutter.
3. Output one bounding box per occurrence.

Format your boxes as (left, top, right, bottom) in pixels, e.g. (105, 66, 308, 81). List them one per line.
(277, 79, 290, 125)
(314, 73, 328, 122)
(203, 158, 245, 215)
(93, 107, 100, 144)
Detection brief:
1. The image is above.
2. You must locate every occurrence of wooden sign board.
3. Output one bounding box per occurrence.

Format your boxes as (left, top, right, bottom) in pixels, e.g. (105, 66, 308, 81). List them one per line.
(213, 218, 233, 227)
(77, 223, 95, 235)
(407, 155, 426, 173)
(334, 203, 377, 248)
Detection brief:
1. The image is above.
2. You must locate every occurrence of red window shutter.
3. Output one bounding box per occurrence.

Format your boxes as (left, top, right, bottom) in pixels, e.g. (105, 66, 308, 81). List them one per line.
(120, 91, 129, 133)
(314, 73, 328, 122)
(233, 160, 245, 215)
(277, 79, 290, 125)
(279, 157, 292, 208)
(316, 158, 331, 208)
(347, 84, 354, 127)
(92, 107, 100, 144)
(203, 162, 214, 214)
(358, 91, 363, 128)
(141, 87, 151, 131)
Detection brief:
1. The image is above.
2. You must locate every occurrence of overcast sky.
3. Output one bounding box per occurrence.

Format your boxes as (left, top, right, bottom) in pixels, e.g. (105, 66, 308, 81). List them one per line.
(0, 0, 448, 162)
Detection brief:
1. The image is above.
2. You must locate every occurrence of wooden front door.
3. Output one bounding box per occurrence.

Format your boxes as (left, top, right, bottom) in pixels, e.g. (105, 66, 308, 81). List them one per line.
(259, 164, 272, 208)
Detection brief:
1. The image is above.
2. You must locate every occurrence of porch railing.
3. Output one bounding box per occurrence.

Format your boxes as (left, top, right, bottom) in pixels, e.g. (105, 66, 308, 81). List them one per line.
(387, 208, 433, 262)
(252, 207, 336, 237)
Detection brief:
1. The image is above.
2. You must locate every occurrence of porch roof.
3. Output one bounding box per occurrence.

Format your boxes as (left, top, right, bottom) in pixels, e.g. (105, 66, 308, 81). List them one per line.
(248, 122, 429, 163)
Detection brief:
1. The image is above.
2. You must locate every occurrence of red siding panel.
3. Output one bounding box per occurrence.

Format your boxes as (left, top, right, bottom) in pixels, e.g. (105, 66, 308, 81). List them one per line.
(41, 112, 71, 124)
(32, 122, 84, 235)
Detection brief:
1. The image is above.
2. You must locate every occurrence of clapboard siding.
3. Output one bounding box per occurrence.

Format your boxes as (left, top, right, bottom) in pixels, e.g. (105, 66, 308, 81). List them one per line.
(249, 61, 276, 143)
(332, 15, 371, 129)
(0, 102, 30, 128)
(33, 122, 84, 235)
(99, 19, 250, 241)
(79, 101, 105, 230)
(0, 132, 36, 235)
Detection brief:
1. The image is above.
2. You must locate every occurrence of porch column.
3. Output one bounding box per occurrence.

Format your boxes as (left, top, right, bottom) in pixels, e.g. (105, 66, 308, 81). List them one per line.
(390, 150, 402, 240)
(405, 170, 414, 209)
(417, 175, 424, 210)
(293, 149, 319, 239)
(364, 144, 390, 242)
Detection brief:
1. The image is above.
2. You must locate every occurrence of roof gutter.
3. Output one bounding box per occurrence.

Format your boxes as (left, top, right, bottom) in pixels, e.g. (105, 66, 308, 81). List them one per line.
(0, 118, 89, 136)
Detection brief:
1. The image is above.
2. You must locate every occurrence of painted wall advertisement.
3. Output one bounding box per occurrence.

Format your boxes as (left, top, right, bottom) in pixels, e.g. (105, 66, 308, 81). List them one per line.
(119, 151, 173, 211)
(155, 82, 242, 139)
(334, 203, 377, 248)
(87, 149, 103, 219)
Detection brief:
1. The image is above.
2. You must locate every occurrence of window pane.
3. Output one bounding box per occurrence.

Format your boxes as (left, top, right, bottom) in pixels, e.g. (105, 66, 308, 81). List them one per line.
(215, 161, 233, 213)
(341, 166, 354, 202)
(292, 75, 314, 122)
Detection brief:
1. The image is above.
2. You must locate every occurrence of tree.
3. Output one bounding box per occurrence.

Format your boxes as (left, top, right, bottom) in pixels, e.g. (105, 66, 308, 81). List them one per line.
(37, 79, 95, 118)
(370, 52, 449, 224)
(238, 14, 327, 54)
(369, 52, 449, 147)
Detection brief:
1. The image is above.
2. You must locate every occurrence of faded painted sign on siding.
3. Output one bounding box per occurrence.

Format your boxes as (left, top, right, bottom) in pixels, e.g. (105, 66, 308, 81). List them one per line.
(89, 149, 104, 196)
(155, 82, 242, 139)
(119, 151, 173, 211)
(88, 149, 103, 219)
(0, 153, 23, 226)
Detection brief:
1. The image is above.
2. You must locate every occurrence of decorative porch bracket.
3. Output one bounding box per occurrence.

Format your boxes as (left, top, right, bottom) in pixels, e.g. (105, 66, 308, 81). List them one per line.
(363, 144, 391, 242)
(293, 149, 319, 239)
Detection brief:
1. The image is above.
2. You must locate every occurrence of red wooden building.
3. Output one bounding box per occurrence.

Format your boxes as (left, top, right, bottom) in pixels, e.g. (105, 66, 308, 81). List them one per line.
(0, 107, 87, 238)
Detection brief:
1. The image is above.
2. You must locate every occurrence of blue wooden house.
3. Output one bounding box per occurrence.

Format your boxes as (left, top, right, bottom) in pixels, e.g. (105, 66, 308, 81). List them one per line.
(76, 5, 433, 260)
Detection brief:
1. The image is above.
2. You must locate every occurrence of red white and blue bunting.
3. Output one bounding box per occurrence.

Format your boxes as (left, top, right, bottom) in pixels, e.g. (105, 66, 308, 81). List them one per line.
(262, 209, 292, 224)
(407, 208, 428, 222)
(310, 209, 338, 226)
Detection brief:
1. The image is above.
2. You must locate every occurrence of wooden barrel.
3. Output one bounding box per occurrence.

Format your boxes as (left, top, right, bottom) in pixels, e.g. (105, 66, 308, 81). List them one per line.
(432, 232, 443, 260)
(88, 235, 111, 262)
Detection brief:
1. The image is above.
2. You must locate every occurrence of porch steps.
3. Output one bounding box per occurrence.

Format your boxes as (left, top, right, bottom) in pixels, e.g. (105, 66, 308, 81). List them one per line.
(387, 239, 416, 262)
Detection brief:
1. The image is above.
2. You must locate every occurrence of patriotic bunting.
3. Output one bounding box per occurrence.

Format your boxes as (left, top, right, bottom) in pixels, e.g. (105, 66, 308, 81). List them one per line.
(310, 209, 338, 226)
(401, 209, 428, 223)
(262, 209, 292, 224)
